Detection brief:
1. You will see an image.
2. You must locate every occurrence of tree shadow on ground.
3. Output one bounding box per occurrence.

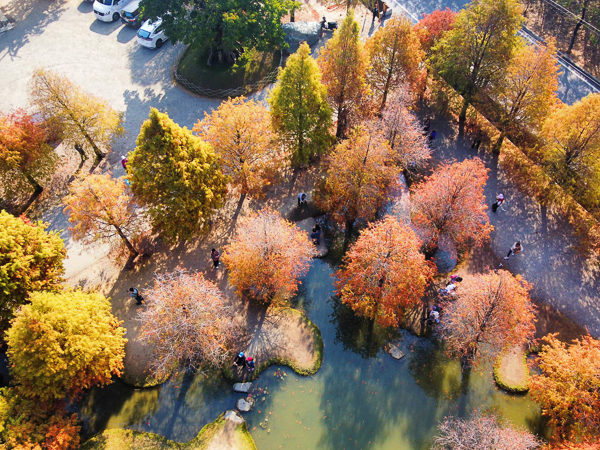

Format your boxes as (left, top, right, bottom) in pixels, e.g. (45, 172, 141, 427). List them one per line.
(0, 0, 68, 61)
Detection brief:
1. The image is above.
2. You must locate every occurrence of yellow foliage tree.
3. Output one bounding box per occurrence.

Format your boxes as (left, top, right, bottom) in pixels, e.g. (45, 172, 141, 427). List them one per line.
(6, 290, 126, 403)
(29, 68, 123, 169)
(541, 93, 600, 210)
(223, 209, 315, 305)
(365, 15, 424, 112)
(194, 97, 282, 205)
(317, 9, 371, 139)
(492, 40, 560, 151)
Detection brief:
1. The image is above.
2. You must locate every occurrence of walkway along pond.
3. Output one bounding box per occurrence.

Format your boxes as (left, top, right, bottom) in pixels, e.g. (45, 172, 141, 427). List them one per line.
(78, 259, 550, 450)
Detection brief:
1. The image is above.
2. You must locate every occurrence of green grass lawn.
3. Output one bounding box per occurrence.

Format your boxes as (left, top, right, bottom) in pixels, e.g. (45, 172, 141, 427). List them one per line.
(177, 47, 281, 91)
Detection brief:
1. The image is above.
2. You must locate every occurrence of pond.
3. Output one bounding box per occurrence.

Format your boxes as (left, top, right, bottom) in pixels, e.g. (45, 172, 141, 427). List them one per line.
(78, 259, 548, 449)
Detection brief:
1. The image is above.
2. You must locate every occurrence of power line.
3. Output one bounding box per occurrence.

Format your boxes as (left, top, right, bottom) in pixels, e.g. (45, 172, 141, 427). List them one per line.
(535, 0, 600, 35)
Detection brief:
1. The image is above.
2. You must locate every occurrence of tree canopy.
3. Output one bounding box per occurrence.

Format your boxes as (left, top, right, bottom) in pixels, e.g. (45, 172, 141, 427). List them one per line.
(318, 10, 371, 139)
(492, 40, 560, 151)
(141, 0, 299, 64)
(541, 93, 600, 210)
(335, 216, 435, 327)
(269, 42, 334, 166)
(314, 129, 394, 237)
(430, 0, 524, 134)
(137, 268, 238, 378)
(128, 108, 227, 242)
(414, 8, 457, 57)
(529, 333, 600, 441)
(194, 96, 282, 200)
(223, 209, 315, 305)
(29, 68, 123, 168)
(439, 270, 536, 366)
(63, 173, 141, 258)
(6, 290, 126, 402)
(410, 158, 491, 252)
(365, 15, 423, 111)
(0, 211, 65, 336)
(0, 109, 56, 208)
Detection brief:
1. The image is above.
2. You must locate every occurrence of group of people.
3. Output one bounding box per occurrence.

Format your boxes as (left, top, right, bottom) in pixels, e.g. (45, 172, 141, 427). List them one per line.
(233, 352, 255, 372)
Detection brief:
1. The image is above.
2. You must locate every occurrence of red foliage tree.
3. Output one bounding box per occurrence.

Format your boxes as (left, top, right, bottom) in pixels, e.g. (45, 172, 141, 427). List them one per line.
(413, 8, 457, 56)
(335, 216, 435, 327)
(410, 158, 492, 252)
(439, 270, 536, 367)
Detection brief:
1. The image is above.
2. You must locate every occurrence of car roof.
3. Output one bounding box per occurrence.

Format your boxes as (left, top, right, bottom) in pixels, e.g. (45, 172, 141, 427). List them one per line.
(139, 17, 162, 31)
(121, 0, 141, 13)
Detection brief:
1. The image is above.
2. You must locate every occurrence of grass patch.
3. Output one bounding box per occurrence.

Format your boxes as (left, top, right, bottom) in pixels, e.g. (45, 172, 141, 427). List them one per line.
(81, 414, 257, 450)
(222, 307, 323, 382)
(493, 348, 532, 393)
(177, 47, 281, 91)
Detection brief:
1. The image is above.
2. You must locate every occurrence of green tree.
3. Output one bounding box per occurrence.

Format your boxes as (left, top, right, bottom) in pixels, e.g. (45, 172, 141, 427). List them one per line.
(365, 15, 423, 112)
(0, 210, 65, 336)
(29, 68, 124, 170)
(0, 109, 57, 213)
(491, 41, 560, 152)
(268, 42, 334, 166)
(431, 0, 524, 135)
(141, 0, 299, 65)
(128, 108, 227, 242)
(6, 290, 127, 403)
(318, 9, 371, 139)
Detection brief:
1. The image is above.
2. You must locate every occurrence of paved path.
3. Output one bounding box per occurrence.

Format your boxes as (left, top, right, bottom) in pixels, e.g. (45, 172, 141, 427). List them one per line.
(425, 110, 600, 337)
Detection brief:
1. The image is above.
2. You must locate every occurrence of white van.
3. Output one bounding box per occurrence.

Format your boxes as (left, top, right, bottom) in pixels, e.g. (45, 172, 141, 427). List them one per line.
(93, 0, 133, 23)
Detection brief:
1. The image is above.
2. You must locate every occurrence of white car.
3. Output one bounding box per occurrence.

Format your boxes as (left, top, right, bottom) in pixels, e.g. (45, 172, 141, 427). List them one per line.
(136, 18, 168, 49)
(93, 0, 133, 22)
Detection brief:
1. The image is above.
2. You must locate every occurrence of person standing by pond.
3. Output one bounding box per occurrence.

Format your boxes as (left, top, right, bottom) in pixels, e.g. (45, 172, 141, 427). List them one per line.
(233, 352, 247, 368)
(211, 248, 220, 268)
(504, 241, 523, 260)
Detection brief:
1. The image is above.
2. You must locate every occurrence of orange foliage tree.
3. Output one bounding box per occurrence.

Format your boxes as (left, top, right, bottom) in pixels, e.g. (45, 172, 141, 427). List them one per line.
(137, 268, 238, 378)
(194, 97, 282, 204)
(529, 333, 600, 441)
(63, 173, 141, 258)
(223, 209, 315, 305)
(334, 216, 435, 327)
(314, 130, 395, 237)
(379, 87, 431, 170)
(413, 8, 457, 57)
(365, 15, 423, 111)
(317, 9, 371, 139)
(0, 109, 56, 211)
(439, 270, 536, 366)
(544, 442, 600, 450)
(410, 158, 492, 251)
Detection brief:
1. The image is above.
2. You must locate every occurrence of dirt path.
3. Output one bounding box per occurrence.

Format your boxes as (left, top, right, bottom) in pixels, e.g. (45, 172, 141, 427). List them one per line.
(67, 168, 323, 386)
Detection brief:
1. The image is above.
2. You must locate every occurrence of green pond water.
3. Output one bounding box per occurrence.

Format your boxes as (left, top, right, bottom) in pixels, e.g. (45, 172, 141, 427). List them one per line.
(78, 259, 547, 449)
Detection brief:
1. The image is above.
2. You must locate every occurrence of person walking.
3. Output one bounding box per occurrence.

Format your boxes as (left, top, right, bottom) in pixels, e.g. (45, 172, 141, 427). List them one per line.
(504, 241, 523, 260)
(372, 4, 379, 22)
(491, 194, 505, 213)
(298, 192, 307, 208)
(429, 130, 437, 142)
(121, 155, 128, 170)
(211, 248, 220, 268)
(129, 287, 144, 305)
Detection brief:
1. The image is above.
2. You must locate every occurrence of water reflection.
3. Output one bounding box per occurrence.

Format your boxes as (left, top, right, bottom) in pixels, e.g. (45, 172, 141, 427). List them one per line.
(78, 259, 546, 449)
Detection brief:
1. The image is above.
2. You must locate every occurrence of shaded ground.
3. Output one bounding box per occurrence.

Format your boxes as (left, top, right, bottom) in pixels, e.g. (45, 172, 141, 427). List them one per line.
(419, 104, 600, 338)
(80, 413, 256, 450)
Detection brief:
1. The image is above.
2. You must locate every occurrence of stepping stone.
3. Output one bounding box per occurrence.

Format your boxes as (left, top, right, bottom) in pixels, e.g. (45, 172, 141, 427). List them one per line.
(223, 410, 245, 424)
(233, 382, 252, 393)
(236, 396, 256, 412)
(386, 343, 405, 360)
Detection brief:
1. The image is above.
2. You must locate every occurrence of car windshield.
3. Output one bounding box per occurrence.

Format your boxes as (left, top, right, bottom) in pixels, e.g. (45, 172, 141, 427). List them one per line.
(96, 0, 112, 5)
(122, 11, 135, 18)
(137, 29, 151, 38)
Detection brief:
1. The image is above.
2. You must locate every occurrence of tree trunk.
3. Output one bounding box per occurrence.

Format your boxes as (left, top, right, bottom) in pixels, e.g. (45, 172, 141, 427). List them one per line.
(343, 217, 355, 250)
(18, 171, 44, 215)
(567, 0, 589, 53)
(458, 95, 470, 136)
(492, 131, 506, 154)
(115, 225, 138, 258)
